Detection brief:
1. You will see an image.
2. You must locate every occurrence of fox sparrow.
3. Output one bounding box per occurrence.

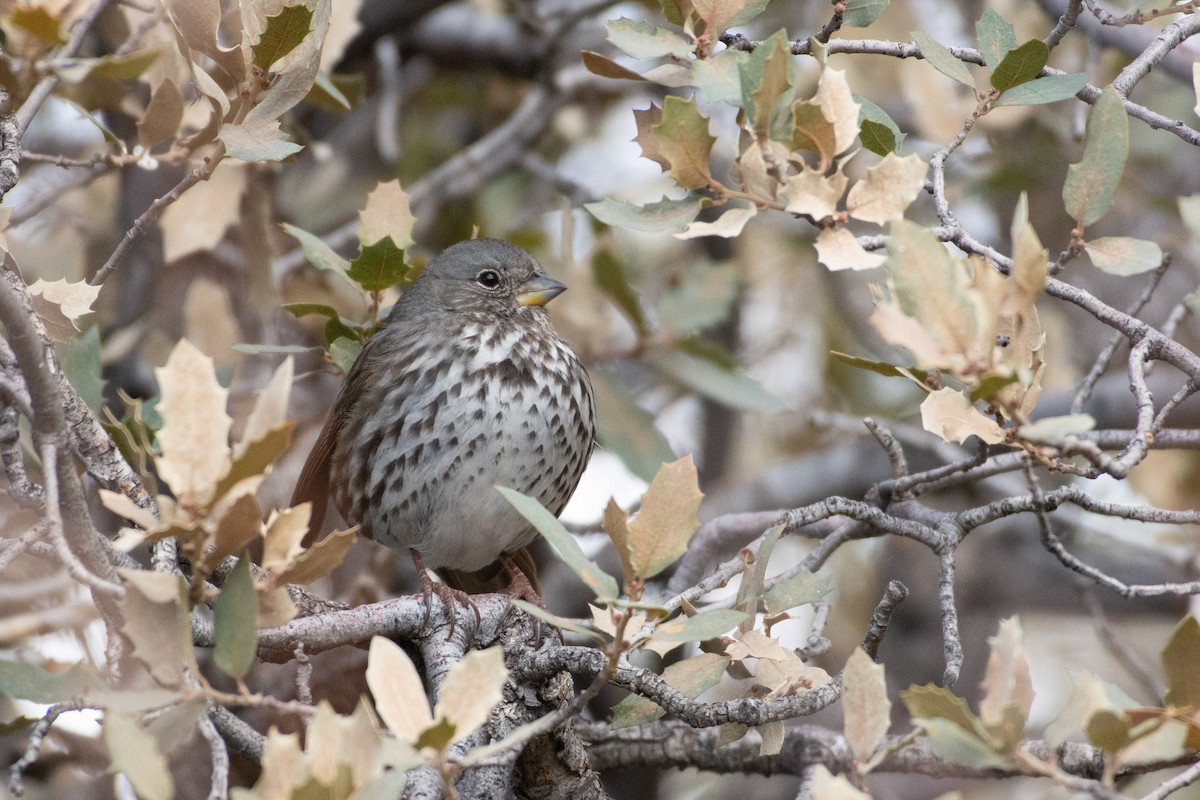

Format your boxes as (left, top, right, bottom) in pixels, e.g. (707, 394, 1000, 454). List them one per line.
(292, 239, 595, 606)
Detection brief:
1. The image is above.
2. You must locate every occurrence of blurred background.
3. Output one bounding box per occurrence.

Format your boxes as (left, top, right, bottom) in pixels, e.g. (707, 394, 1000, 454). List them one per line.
(3, 0, 1200, 797)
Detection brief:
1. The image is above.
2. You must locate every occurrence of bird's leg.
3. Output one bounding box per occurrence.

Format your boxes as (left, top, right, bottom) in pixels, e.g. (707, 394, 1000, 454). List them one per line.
(409, 549, 480, 636)
(500, 551, 545, 608)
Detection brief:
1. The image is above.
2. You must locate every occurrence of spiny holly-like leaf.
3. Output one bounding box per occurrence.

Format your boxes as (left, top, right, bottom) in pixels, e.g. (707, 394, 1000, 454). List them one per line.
(252, 5, 313, 71)
(990, 40, 1049, 93)
(791, 101, 837, 164)
(1163, 615, 1200, 707)
(1063, 86, 1129, 227)
(843, 648, 891, 761)
(7, 5, 64, 44)
(912, 30, 975, 89)
(976, 8, 1017, 69)
(652, 96, 716, 190)
(845, 151, 928, 225)
(901, 683, 989, 740)
(611, 652, 729, 729)
(274, 526, 357, 586)
(694, 0, 770, 38)
(815, 227, 887, 271)
(585, 195, 706, 233)
(622, 455, 704, 579)
(813, 67, 861, 157)
(28, 278, 101, 342)
(213, 555, 258, 680)
(499, 487, 619, 600)
(674, 205, 757, 239)
(348, 236, 409, 292)
(995, 73, 1087, 106)
(921, 387, 1005, 444)
(219, 119, 303, 162)
(155, 339, 232, 505)
(1085, 236, 1163, 276)
(358, 180, 416, 249)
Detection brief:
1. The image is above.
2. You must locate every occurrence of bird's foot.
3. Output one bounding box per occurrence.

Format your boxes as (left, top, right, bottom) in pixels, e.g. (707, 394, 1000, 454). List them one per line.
(412, 550, 480, 638)
(500, 551, 545, 608)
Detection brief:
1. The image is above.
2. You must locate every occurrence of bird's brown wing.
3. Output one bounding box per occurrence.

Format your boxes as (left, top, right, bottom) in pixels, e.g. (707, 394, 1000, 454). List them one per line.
(291, 349, 377, 546)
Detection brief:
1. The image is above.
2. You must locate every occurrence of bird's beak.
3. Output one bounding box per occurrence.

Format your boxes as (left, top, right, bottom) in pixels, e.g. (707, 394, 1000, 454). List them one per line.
(517, 274, 567, 307)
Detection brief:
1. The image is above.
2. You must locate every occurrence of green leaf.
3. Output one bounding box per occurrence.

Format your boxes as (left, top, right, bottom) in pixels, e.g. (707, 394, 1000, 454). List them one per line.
(1163, 615, 1200, 707)
(252, 5, 314, 71)
(855, 95, 906, 150)
(691, 48, 750, 105)
(790, 101, 837, 162)
(0, 660, 104, 703)
(328, 337, 363, 375)
(859, 119, 895, 156)
(55, 326, 104, 414)
(105, 712, 173, 800)
(649, 349, 784, 412)
(843, 0, 889, 27)
(232, 343, 321, 357)
(605, 17, 693, 59)
(830, 350, 929, 383)
(970, 372, 1019, 401)
(901, 683, 989, 739)
(652, 609, 748, 642)
(1181, 195, 1200, 241)
(763, 569, 832, 614)
(584, 195, 706, 233)
(659, 261, 738, 336)
(738, 29, 794, 139)
(723, 0, 772, 29)
(975, 9, 1017, 70)
(1063, 86, 1129, 227)
(735, 524, 782, 620)
(994, 73, 1087, 106)
(592, 368, 675, 483)
(280, 222, 352, 277)
(510, 599, 606, 642)
(498, 487, 619, 600)
(348, 236, 410, 292)
(592, 248, 646, 334)
(611, 652, 729, 729)
(990, 40, 1048, 92)
(1085, 236, 1163, 275)
(1086, 709, 1131, 752)
(912, 30, 975, 89)
(307, 68, 352, 110)
(582, 50, 648, 81)
(213, 556, 259, 680)
(283, 302, 343, 320)
(916, 716, 1011, 768)
(652, 96, 717, 190)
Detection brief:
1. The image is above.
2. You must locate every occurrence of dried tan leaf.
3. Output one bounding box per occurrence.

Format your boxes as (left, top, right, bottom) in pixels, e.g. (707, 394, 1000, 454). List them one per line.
(758, 720, 785, 756)
(846, 152, 929, 225)
(814, 67, 861, 157)
(28, 278, 100, 342)
(920, 387, 1005, 444)
(256, 585, 298, 628)
(183, 278, 241, 369)
(116, 568, 194, 687)
(843, 647, 891, 761)
(434, 647, 509, 746)
(815, 227, 887, 271)
(673, 205, 757, 239)
(782, 166, 847, 220)
(979, 617, 1034, 730)
(99, 489, 158, 530)
(811, 764, 870, 799)
(235, 356, 294, 458)
(625, 455, 703, 579)
(273, 526, 357, 586)
(358, 179, 416, 248)
(262, 505, 310, 574)
(366, 636, 432, 743)
(155, 339, 232, 505)
(161, 163, 248, 263)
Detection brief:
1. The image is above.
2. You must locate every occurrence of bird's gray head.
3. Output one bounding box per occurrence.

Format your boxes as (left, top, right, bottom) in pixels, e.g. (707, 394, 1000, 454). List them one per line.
(406, 238, 566, 319)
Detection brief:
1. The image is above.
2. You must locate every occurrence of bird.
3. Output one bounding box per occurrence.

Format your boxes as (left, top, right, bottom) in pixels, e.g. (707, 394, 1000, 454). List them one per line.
(291, 238, 595, 615)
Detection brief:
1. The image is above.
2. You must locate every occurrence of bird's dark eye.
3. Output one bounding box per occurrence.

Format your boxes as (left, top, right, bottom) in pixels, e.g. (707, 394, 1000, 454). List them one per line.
(476, 270, 500, 288)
